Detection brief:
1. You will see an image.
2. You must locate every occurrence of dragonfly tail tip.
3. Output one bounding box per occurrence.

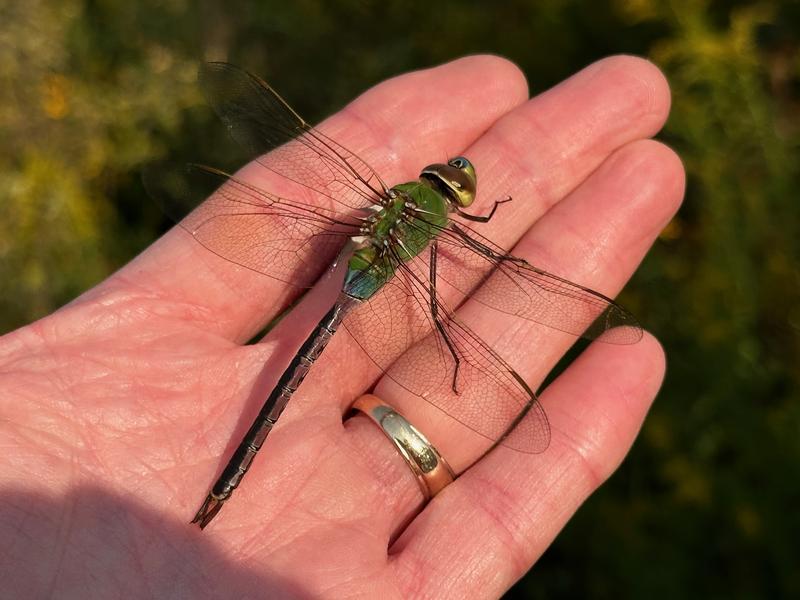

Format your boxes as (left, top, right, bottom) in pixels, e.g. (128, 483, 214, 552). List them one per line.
(191, 494, 225, 529)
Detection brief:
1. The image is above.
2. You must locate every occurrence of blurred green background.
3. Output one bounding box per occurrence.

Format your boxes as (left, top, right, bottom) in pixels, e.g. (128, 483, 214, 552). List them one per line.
(1, 0, 798, 597)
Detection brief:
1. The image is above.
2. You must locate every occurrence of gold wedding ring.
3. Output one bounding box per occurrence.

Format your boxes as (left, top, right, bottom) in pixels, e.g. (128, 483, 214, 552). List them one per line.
(351, 394, 455, 499)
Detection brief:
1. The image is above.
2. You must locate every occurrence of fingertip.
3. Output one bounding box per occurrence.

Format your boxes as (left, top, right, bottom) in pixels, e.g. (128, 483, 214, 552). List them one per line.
(606, 138, 686, 221)
(351, 54, 529, 125)
(591, 330, 666, 403)
(632, 138, 685, 186)
(647, 140, 686, 212)
(445, 54, 530, 109)
(587, 54, 672, 135)
(602, 332, 666, 457)
(625, 331, 667, 404)
(541, 330, 666, 473)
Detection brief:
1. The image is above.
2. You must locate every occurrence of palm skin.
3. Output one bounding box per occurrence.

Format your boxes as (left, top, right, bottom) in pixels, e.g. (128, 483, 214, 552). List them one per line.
(0, 55, 682, 599)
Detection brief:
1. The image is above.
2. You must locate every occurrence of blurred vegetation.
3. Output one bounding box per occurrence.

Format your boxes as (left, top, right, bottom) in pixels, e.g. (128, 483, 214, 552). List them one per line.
(1, 0, 798, 597)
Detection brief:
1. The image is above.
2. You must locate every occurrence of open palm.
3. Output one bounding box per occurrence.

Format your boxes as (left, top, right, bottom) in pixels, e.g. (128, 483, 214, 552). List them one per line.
(0, 55, 681, 598)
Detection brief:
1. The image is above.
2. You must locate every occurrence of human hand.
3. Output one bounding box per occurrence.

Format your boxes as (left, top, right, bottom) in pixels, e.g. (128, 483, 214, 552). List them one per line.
(0, 55, 681, 598)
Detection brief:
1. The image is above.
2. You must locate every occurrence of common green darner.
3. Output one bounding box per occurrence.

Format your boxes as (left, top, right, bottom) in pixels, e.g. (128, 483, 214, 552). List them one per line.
(146, 63, 642, 529)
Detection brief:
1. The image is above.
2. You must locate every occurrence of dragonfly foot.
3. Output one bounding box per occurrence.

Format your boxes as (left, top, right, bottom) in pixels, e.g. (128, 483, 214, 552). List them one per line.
(191, 494, 225, 529)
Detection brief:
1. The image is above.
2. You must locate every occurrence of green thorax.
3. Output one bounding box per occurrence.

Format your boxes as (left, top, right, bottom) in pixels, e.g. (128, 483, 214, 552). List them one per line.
(343, 180, 449, 300)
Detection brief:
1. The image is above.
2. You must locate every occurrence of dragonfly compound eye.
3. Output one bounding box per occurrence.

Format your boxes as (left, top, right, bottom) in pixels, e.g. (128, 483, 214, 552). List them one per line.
(420, 157, 477, 208)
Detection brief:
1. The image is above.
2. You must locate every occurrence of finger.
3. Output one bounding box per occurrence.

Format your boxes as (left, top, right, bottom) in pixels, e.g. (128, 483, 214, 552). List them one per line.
(370, 137, 683, 470)
(389, 334, 665, 598)
(91, 56, 530, 342)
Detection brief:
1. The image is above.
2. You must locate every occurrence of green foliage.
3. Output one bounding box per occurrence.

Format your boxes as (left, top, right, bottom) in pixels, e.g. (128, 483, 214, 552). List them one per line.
(1, 0, 798, 597)
(0, 0, 203, 331)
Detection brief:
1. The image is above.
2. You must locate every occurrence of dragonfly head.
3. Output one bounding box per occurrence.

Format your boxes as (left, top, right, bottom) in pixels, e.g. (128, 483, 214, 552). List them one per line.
(420, 156, 477, 208)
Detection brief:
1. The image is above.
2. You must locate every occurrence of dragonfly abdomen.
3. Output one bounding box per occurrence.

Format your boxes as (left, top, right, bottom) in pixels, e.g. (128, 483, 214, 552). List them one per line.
(191, 294, 359, 528)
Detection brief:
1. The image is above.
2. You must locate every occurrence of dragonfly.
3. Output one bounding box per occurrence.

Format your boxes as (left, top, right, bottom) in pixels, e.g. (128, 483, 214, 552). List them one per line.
(145, 63, 642, 529)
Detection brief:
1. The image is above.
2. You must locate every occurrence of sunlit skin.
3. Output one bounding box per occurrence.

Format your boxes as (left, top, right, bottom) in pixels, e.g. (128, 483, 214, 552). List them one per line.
(0, 55, 682, 598)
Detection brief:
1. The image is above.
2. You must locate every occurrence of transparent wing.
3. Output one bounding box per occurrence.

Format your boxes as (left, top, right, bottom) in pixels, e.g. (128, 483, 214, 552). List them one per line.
(199, 62, 389, 211)
(143, 163, 360, 287)
(342, 250, 550, 454)
(433, 221, 643, 344)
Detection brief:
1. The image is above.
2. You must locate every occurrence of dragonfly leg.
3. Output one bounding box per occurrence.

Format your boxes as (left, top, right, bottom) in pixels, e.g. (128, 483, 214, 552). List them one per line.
(454, 195, 512, 223)
(451, 222, 529, 267)
(429, 242, 461, 394)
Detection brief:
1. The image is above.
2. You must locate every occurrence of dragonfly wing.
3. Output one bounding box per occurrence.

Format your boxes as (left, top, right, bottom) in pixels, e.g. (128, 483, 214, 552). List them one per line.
(199, 62, 388, 212)
(342, 252, 550, 454)
(433, 222, 643, 344)
(144, 163, 358, 287)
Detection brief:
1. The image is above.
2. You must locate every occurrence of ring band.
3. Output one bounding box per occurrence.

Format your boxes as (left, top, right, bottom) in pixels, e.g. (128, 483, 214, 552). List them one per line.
(351, 394, 455, 499)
